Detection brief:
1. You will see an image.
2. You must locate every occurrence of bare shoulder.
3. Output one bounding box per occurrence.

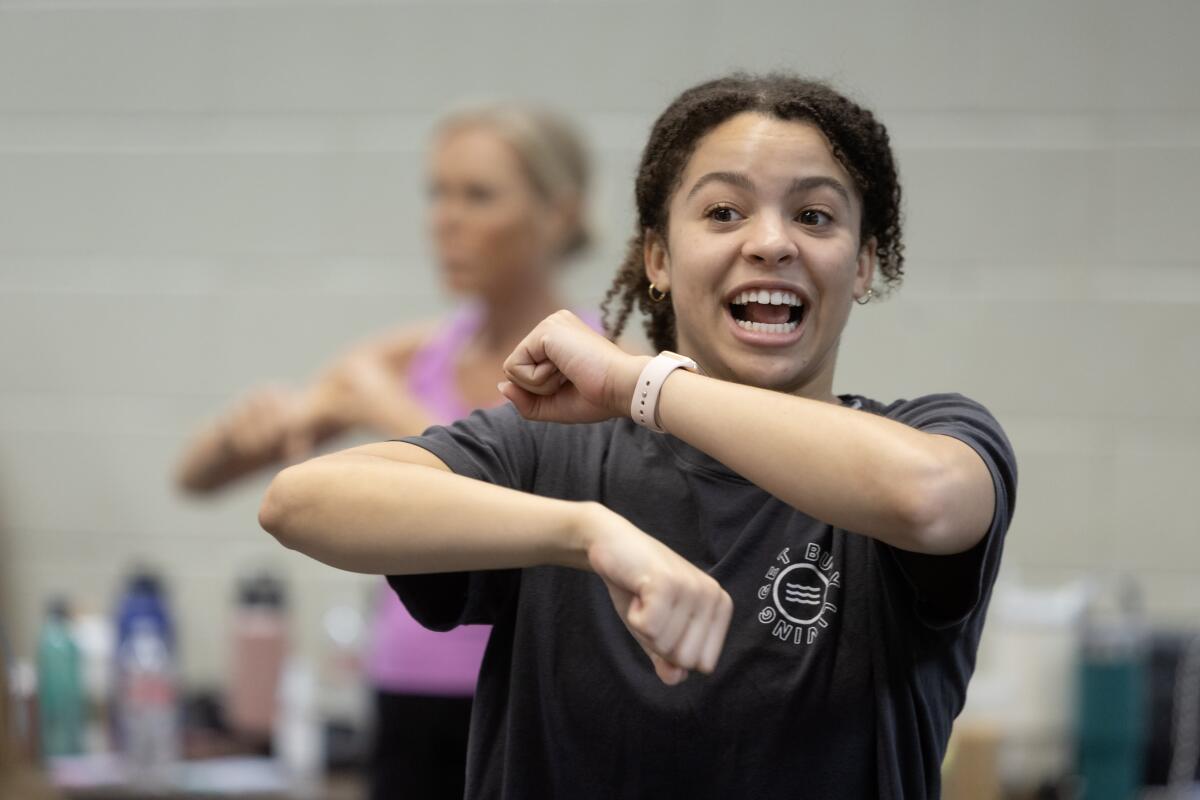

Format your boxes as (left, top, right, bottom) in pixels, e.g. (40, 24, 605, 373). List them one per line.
(379, 321, 441, 366)
(340, 321, 440, 368)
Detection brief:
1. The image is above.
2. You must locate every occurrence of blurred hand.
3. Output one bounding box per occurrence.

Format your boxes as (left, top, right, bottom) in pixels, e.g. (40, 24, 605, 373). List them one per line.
(499, 310, 650, 424)
(581, 503, 733, 685)
(299, 349, 431, 439)
(218, 385, 311, 464)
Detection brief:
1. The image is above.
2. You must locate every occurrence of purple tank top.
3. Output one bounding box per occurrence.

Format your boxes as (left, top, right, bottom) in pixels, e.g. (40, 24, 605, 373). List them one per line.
(365, 305, 603, 695)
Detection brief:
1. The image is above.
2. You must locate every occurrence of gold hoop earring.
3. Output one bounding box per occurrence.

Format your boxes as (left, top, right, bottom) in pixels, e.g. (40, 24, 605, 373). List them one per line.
(648, 283, 669, 303)
(855, 288, 874, 306)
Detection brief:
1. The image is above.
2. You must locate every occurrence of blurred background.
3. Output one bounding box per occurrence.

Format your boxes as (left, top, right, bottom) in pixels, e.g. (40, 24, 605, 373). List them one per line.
(0, 0, 1197, 798)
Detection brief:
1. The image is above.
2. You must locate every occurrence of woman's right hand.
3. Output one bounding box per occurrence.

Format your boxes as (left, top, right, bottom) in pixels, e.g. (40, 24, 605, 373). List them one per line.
(220, 385, 313, 463)
(580, 503, 733, 685)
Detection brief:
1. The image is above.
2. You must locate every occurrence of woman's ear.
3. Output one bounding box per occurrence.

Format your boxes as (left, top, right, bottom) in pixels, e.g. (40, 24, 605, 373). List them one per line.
(643, 229, 671, 292)
(854, 236, 878, 299)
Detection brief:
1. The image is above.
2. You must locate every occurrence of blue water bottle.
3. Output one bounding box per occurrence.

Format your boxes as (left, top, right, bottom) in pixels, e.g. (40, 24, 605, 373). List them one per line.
(113, 570, 179, 789)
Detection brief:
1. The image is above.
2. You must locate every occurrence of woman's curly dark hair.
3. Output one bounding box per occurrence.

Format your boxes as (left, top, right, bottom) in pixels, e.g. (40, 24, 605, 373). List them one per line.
(601, 73, 905, 353)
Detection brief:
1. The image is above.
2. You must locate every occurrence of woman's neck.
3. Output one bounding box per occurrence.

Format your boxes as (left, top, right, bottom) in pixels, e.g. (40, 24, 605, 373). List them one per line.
(473, 281, 566, 357)
(792, 360, 842, 406)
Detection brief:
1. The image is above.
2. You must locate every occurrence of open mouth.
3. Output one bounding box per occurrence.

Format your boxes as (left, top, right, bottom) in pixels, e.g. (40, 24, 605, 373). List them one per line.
(728, 289, 806, 334)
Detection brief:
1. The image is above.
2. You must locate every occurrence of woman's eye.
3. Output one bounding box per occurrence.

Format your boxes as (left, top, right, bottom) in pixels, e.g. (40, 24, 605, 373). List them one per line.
(707, 205, 742, 223)
(798, 209, 831, 226)
(465, 185, 497, 205)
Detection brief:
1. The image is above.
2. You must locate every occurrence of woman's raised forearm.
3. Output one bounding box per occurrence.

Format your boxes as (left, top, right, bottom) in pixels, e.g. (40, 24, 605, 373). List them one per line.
(498, 311, 995, 557)
(656, 371, 994, 554)
(258, 444, 593, 575)
(259, 442, 735, 681)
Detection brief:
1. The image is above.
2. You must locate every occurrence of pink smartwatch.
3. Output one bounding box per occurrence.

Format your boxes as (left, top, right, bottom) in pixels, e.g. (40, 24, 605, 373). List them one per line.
(630, 351, 700, 433)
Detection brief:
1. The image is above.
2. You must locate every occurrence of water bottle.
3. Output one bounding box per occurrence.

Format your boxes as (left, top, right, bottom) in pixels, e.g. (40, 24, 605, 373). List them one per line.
(228, 572, 288, 744)
(1077, 575, 1147, 800)
(113, 572, 179, 789)
(36, 597, 85, 757)
(274, 657, 323, 799)
(71, 610, 114, 755)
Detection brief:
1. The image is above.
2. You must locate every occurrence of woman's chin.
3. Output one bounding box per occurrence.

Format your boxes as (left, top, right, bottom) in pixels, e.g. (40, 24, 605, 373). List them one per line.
(745, 367, 809, 393)
(440, 271, 480, 296)
(703, 353, 807, 393)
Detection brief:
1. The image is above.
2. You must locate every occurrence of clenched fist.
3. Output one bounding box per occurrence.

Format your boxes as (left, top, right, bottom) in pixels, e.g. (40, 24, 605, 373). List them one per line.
(499, 310, 651, 425)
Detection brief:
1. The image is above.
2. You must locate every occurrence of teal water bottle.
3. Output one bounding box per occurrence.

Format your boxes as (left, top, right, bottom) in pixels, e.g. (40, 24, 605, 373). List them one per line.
(1077, 577, 1147, 800)
(36, 598, 85, 757)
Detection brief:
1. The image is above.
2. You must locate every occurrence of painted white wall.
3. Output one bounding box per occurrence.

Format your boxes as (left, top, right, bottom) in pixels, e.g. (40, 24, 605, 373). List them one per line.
(1, 0, 1197, 686)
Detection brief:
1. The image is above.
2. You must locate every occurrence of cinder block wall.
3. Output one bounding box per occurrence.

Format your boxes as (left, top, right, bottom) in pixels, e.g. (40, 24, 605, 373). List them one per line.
(1, 0, 1196, 686)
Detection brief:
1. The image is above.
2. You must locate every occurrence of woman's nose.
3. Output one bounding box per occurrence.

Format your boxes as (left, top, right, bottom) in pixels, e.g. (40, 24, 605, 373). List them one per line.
(741, 215, 798, 267)
(430, 198, 461, 235)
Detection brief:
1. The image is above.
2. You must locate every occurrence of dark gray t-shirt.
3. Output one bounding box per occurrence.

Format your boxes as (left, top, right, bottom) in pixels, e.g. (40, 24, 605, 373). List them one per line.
(389, 392, 1017, 799)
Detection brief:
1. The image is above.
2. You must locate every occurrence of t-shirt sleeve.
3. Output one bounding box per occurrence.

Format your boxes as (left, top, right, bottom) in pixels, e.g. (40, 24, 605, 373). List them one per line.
(877, 393, 1018, 629)
(384, 404, 536, 631)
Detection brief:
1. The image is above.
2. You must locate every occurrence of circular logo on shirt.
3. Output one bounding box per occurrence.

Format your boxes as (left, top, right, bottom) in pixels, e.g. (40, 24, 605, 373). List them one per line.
(753, 544, 841, 648)
(772, 563, 830, 625)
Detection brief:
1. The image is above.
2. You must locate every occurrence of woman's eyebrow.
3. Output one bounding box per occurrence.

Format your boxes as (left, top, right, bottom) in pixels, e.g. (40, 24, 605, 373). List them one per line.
(788, 175, 851, 205)
(685, 171, 852, 205)
(685, 171, 756, 200)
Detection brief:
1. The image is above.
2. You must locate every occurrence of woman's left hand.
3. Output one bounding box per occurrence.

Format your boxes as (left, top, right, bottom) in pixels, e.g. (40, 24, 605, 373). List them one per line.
(500, 310, 649, 424)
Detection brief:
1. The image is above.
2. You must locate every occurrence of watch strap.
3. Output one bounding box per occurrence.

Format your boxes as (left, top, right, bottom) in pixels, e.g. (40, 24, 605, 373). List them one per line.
(630, 351, 698, 433)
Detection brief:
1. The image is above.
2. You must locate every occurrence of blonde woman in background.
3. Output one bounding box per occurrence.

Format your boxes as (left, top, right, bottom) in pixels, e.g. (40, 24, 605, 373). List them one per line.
(176, 103, 596, 799)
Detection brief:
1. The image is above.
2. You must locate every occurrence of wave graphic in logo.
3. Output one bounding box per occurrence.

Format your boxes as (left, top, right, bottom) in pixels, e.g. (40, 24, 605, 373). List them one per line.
(783, 583, 822, 605)
(772, 563, 831, 625)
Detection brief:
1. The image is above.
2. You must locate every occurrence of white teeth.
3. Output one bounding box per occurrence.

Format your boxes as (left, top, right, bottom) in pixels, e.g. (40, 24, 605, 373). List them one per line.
(734, 319, 799, 334)
(731, 289, 801, 307)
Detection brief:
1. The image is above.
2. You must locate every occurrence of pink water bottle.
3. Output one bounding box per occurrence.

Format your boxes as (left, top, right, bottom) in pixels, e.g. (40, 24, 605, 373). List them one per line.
(227, 573, 288, 745)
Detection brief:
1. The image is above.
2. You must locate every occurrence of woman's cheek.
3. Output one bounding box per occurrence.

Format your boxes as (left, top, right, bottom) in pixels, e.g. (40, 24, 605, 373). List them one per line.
(485, 219, 540, 281)
(477, 217, 517, 262)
